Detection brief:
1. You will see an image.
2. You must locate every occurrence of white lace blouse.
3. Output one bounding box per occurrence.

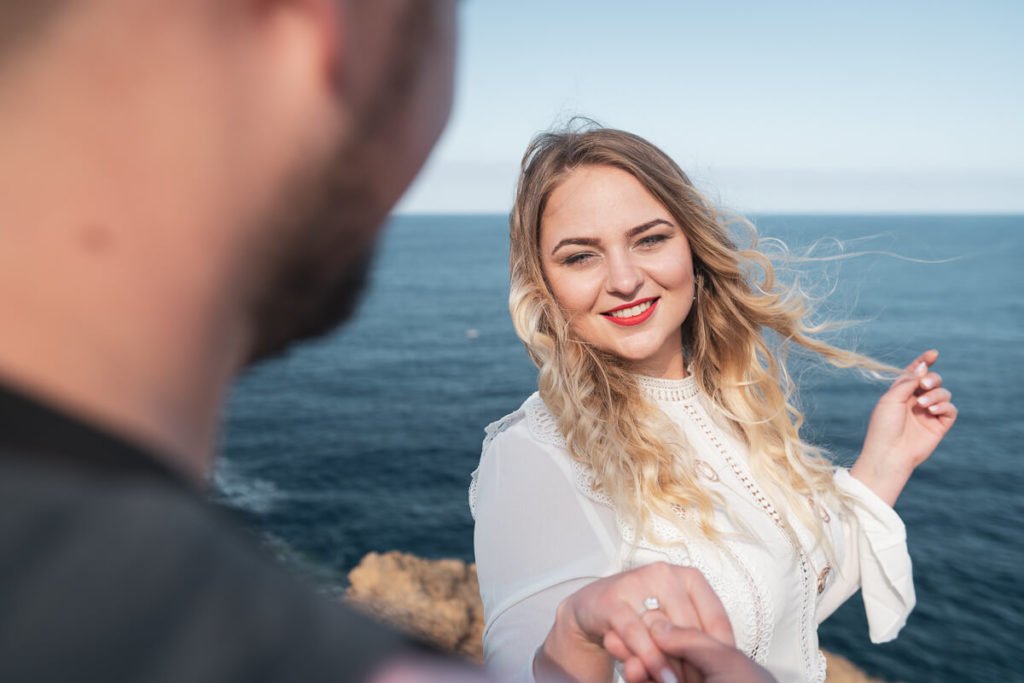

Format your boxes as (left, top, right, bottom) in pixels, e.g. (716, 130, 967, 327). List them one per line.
(469, 375, 915, 683)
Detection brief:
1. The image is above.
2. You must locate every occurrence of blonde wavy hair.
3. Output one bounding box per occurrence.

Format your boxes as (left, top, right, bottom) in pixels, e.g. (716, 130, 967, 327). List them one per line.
(509, 124, 896, 554)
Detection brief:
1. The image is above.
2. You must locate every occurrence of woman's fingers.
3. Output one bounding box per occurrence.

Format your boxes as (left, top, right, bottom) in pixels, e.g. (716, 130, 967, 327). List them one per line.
(620, 658, 684, 683)
(651, 624, 777, 683)
(676, 566, 735, 646)
(888, 351, 943, 404)
(626, 566, 734, 683)
(602, 630, 633, 663)
(914, 382, 957, 430)
(643, 594, 700, 637)
(915, 387, 951, 409)
(916, 371, 943, 393)
(636, 563, 733, 645)
(639, 599, 702, 683)
(925, 401, 958, 427)
(610, 622, 684, 683)
(608, 602, 674, 683)
(904, 349, 938, 374)
(619, 655, 652, 683)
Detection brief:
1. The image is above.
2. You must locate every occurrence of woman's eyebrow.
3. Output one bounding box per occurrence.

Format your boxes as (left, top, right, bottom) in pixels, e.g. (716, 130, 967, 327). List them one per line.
(550, 219, 673, 256)
(627, 218, 673, 238)
(550, 236, 599, 256)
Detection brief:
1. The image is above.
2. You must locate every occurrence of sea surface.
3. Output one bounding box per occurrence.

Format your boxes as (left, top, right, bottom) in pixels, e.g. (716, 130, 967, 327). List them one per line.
(218, 214, 1024, 683)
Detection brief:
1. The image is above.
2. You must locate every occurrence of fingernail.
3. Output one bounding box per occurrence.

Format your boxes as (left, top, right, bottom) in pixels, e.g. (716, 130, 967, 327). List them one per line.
(921, 377, 935, 389)
(928, 404, 941, 413)
(915, 362, 927, 376)
(917, 395, 932, 406)
(661, 668, 679, 683)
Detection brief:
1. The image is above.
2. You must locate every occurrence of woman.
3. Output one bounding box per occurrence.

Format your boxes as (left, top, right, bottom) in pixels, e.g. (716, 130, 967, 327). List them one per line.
(469, 126, 956, 683)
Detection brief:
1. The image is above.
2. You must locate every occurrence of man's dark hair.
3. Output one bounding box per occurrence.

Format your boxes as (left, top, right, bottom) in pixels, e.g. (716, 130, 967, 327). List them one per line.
(0, 1, 65, 62)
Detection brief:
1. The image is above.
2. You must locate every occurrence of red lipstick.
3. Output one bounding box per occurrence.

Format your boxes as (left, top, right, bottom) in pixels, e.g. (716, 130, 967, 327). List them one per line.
(601, 297, 659, 327)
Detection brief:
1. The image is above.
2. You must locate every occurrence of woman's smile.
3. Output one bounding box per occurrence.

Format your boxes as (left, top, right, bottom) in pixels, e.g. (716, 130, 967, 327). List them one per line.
(601, 297, 659, 326)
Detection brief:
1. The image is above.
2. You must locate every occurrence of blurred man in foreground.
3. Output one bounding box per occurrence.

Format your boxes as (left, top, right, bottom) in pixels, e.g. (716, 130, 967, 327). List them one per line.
(0, 1, 772, 682)
(0, 1, 463, 680)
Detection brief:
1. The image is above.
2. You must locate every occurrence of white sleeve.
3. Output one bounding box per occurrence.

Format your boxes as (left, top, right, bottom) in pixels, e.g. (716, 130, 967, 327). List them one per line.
(472, 423, 620, 682)
(816, 468, 916, 643)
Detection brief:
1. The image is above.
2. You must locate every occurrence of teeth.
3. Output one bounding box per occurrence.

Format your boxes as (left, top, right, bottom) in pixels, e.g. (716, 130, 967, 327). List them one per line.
(608, 300, 653, 318)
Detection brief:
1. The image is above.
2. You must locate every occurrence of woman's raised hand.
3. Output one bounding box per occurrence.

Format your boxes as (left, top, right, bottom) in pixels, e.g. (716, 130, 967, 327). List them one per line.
(852, 349, 958, 506)
(535, 561, 735, 683)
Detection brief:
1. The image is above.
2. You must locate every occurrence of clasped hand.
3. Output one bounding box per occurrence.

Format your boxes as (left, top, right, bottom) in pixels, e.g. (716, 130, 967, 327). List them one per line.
(537, 562, 775, 683)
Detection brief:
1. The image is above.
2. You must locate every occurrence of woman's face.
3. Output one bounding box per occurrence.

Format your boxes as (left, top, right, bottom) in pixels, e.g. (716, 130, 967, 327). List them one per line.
(539, 164, 695, 379)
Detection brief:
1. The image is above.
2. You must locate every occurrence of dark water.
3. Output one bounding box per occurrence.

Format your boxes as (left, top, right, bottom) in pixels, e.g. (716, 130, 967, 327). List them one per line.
(220, 214, 1024, 683)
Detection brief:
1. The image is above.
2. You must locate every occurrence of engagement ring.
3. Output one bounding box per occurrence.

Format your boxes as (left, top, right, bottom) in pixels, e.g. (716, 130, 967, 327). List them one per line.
(642, 596, 661, 612)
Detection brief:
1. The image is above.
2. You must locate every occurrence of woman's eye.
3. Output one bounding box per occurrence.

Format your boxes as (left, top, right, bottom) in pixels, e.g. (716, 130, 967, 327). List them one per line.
(563, 252, 595, 266)
(637, 234, 670, 249)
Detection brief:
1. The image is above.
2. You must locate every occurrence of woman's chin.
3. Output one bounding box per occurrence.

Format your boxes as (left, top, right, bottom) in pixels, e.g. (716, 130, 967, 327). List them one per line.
(614, 350, 666, 373)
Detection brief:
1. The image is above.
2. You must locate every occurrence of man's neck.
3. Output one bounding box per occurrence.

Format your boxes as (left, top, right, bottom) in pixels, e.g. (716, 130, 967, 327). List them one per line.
(0, 93, 251, 486)
(0, 292, 245, 485)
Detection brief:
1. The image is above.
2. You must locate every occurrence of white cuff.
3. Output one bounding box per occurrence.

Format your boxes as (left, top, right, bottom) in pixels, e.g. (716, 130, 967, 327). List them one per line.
(835, 468, 917, 643)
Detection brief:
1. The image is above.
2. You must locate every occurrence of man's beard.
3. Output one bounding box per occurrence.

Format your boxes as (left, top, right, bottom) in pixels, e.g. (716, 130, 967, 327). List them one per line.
(242, 144, 385, 365)
(241, 2, 442, 365)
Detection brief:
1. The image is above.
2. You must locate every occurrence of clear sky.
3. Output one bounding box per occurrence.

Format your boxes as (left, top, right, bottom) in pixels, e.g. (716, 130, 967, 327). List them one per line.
(398, 0, 1023, 214)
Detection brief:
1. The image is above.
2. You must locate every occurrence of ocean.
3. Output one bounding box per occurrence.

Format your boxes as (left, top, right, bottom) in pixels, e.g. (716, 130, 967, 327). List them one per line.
(218, 214, 1024, 683)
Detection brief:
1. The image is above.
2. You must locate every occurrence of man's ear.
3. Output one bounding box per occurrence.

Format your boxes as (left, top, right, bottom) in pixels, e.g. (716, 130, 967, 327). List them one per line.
(231, 0, 357, 154)
(246, 0, 348, 93)
(294, 0, 346, 87)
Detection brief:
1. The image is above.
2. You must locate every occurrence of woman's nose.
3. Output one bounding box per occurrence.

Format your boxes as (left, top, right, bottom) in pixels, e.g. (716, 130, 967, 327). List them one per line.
(604, 252, 644, 298)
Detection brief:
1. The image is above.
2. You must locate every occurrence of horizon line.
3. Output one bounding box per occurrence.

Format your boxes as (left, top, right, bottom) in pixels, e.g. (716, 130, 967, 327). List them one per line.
(393, 210, 1024, 218)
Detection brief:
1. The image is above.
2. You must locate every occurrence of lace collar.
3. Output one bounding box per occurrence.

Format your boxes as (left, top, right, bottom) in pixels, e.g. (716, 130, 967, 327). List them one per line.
(635, 373, 699, 402)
